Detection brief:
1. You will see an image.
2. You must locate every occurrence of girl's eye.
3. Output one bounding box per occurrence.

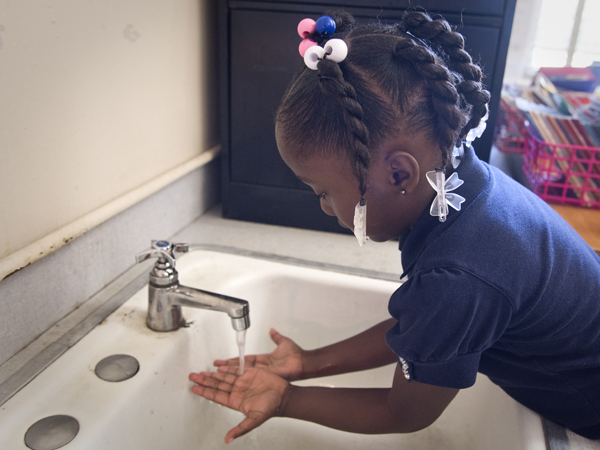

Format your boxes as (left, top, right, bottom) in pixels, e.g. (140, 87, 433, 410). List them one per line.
(317, 192, 327, 200)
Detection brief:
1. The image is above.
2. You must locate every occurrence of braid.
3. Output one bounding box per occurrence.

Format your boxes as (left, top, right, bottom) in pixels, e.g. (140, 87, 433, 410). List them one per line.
(392, 35, 462, 168)
(276, 10, 491, 196)
(399, 11, 491, 143)
(317, 58, 370, 196)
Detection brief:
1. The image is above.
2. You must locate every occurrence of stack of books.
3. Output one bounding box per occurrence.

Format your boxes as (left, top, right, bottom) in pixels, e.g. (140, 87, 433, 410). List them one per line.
(525, 111, 600, 147)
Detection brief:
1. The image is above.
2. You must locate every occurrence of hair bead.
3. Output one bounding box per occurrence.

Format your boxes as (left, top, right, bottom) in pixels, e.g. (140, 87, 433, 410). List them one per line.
(297, 18, 316, 38)
(323, 39, 348, 63)
(299, 38, 317, 57)
(304, 45, 325, 70)
(302, 39, 348, 69)
(315, 15, 336, 37)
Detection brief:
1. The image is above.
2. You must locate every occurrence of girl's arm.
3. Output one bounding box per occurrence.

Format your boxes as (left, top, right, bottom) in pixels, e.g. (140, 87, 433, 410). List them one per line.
(190, 362, 459, 443)
(281, 364, 459, 434)
(301, 318, 399, 378)
(215, 319, 398, 381)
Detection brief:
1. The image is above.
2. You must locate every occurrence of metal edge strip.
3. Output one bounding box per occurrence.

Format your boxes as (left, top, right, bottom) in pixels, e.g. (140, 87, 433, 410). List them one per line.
(543, 417, 571, 450)
(0, 262, 151, 407)
(0, 148, 220, 282)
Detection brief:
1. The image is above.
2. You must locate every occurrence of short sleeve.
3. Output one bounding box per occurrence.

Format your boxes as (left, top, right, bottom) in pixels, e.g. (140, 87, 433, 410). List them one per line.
(385, 267, 513, 389)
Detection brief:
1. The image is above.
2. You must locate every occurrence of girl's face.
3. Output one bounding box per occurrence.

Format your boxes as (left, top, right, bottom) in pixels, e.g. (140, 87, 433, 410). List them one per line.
(280, 149, 362, 233)
(277, 145, 414, 243)
(276, 129, 439, 243)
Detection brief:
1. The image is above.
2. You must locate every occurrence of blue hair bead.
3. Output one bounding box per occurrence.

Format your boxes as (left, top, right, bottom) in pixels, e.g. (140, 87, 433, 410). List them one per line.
(315, 15, 336, 37)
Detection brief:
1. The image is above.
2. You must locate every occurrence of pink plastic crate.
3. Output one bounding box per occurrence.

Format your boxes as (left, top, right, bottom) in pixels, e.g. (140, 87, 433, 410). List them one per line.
(523, 131, 600, 209)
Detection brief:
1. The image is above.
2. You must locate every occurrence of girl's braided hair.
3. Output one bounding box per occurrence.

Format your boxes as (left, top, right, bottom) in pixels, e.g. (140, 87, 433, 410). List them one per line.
(276, 9, 491, 198)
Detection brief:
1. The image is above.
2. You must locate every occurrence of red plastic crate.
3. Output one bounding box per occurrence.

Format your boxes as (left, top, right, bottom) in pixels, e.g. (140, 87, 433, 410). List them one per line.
(523, 130, 600, 209)
(493, 98, 526, 153)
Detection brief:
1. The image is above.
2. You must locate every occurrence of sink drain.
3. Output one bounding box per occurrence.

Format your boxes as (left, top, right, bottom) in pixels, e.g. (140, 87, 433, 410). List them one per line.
(95, 354, 140, 382)
(24, 415, 79, 450)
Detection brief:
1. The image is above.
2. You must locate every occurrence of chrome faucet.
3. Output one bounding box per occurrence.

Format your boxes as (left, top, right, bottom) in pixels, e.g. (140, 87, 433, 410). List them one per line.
(135, 240, 250, 332)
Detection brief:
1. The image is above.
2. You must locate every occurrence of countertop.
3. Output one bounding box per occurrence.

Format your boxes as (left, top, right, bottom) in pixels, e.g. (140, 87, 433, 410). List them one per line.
(171, 206, 403, 276)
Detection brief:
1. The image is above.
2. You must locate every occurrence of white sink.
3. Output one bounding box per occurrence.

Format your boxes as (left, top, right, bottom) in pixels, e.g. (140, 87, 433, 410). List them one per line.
(0, 249, 546, 449)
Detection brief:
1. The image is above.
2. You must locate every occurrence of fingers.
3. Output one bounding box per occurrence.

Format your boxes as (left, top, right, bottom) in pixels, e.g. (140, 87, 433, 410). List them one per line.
(190, 370, 278, 445)
(214, 359, 240, 375)
(225, 412, 269, 444)
(216, 364, 240, 375)
(214, 358, 238, 367)
(190, 371, 238, 387)
(189, 372, 238, 406)
(269, 328, 286, 345)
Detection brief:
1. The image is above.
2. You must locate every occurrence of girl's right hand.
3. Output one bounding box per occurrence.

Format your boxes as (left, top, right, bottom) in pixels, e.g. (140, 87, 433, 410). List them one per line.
(189, 368, 290, 444)
(214, 328, 306, 381)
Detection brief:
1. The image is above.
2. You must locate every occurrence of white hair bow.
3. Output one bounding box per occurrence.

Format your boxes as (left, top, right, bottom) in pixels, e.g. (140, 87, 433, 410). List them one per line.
(426, 171, 465, 222)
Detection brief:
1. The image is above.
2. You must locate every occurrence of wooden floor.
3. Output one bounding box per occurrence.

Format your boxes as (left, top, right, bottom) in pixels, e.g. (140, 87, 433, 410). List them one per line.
(551, 205, 600, 256)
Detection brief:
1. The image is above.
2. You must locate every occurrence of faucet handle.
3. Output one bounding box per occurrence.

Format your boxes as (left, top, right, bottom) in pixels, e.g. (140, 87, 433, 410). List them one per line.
(135, 240, 189, 267)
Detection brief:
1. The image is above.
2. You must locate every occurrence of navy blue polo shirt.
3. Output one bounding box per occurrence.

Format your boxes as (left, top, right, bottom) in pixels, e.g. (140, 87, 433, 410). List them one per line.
(385, 146, 600, 439)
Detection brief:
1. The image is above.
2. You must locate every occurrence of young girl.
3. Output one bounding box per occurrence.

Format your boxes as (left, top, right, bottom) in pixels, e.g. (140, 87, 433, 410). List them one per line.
(189, 10, 600, 443)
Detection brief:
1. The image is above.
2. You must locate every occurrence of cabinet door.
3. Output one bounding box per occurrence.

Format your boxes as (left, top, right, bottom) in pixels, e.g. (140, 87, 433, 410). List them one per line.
(228, 9, 344, 231)
(230, 9, 308, 190)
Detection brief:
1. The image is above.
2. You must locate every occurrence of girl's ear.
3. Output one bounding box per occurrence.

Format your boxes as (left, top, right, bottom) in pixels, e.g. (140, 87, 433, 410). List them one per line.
(387, 151, 420, 194)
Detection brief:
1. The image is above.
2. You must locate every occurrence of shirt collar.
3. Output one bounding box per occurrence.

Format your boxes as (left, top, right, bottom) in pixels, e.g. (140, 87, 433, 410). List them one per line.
(398, 145, 490, 279)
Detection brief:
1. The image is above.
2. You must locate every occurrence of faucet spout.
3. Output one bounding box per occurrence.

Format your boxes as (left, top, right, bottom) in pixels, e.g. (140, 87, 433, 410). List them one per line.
(137, 240, 251, 333)
(172, 286, 250, 331)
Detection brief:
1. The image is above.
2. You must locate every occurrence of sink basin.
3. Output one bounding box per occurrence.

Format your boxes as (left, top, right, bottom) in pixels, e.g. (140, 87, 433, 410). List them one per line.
(0, 249, 546, 449)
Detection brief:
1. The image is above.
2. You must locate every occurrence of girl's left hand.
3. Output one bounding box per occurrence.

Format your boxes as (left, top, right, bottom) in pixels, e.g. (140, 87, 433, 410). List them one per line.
(189, 369, 289, 444)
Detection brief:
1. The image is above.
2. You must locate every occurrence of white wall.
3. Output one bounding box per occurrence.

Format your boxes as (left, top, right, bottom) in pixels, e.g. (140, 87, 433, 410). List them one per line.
(503, 0, 544, 85)
(0, 0, 221, 369)
(0, 0, 219, 260)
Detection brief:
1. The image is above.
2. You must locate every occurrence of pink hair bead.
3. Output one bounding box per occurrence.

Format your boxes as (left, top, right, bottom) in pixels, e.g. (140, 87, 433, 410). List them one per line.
(297, 18, 316, 38)
(298, 38, 317, 57)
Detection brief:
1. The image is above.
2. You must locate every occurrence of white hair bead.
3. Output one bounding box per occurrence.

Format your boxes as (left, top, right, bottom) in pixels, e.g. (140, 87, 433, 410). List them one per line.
(323, 38, 348, 63)
(304, 45, 325, 70)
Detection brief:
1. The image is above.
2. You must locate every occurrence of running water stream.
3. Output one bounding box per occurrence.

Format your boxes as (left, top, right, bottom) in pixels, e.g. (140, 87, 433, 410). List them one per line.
(236, 330, 246, 375)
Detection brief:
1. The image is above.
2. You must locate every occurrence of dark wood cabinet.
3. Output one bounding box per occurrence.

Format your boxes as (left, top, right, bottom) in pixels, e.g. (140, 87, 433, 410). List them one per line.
(219, 0, 517, 233)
